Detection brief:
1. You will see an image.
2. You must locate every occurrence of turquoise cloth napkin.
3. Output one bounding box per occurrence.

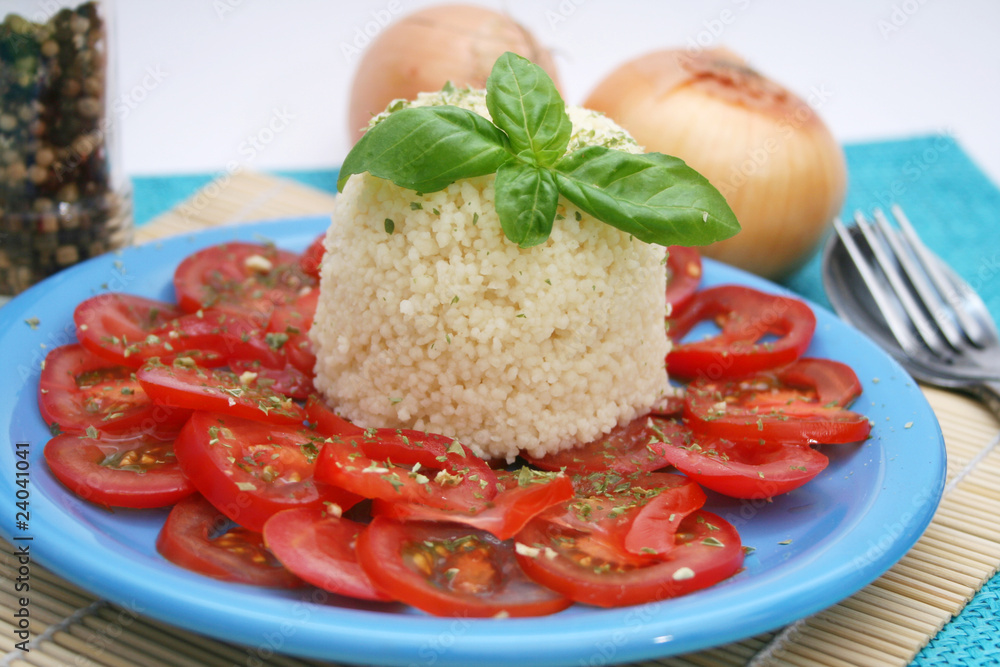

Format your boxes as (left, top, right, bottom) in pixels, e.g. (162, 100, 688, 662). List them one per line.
(131, 136, 1000, 665)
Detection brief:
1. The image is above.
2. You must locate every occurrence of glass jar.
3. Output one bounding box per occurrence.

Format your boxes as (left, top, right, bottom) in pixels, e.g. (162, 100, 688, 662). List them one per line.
(0, 0, 132, 298)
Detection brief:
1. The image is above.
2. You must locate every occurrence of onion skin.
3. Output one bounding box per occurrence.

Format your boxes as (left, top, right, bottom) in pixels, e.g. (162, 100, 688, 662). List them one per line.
(348, 4, 560, 144)
(585, 48, 846, 279)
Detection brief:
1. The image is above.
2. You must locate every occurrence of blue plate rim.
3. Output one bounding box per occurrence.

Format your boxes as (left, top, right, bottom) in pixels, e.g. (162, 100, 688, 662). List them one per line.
(0, 216, 946, 667)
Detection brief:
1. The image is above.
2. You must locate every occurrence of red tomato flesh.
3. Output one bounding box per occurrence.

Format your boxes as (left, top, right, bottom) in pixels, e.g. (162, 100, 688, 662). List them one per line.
(173, 412, 360, 532)
(262, 507, 394, 602)
(74, 293, 284, 369)
(305, 395, 365, 438)
(554, 471, 706, 561)
(665, 245, 702, 316)
(658, 433, 830, 499)
(136, 360, 306, 426)
(228, 359, 314, 401)
(44, 431, 196, 508)
(356, 517, 572, 617)
(516, 509, 743, 607)
(156, 494, 302, 588)
(38, 344, 190, 437)
(298, 233, 326, 280)
(314, 428, 498, 510)
(667, 285, 816, 381)
(684, 358, 871, 445)
(524, 416, 685, 475)
(263, 287, 319, 377)
(172, 241, 315, 317)
(74, 293, 208, 367)
(373, 467, 574, 541)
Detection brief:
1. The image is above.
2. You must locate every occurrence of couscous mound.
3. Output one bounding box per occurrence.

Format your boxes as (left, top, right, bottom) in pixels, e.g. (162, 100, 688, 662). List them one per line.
(311, 90, 670, 462)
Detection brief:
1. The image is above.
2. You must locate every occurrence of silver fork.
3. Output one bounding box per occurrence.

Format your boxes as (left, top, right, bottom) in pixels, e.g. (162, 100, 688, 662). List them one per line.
(822, 205, 1000, 415)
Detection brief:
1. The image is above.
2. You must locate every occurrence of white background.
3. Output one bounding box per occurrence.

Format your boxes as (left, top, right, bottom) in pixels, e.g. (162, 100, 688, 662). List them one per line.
(113, 0, 1000, 184)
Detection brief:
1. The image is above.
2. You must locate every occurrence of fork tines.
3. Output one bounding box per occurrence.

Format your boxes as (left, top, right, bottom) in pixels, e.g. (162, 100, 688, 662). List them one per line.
(833, 205, 990, 362)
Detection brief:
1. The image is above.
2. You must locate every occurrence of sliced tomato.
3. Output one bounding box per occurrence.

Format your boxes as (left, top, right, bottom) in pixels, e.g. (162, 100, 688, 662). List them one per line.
(665, 245, 702, 316)
(156, 494, 302, 588)
(358, 428, 497, 490)
(516, 509, 743, 607)
(684, 358, 871, 445)
(173, 412, 359, 532)
(267, 287, 318, 373)
(158, 309, 284, 368)
(659, 433, 829, 498)
(649, 392, 685, 418)
(523, 416, 684, 475)
(38, 344, 190, 437)
(172, 241, 315, 318)
(552, 471, 706, 560)
(44, 431, 195, 508)
(776, 357, 864, 408)
(73, 293, 204, 366)
(356, 517, 572, 617)
(305, 395, 365, 439)
(228, 358, 314, 400)
(666, 285, 816, 381)
(373, 467, 574, 540)
(314, 428, 497, 511)
(136, 360, 306, 426)
(299, 233, 326, 280)
(262, 507, 395, 602)
(74, 293, 281, 369)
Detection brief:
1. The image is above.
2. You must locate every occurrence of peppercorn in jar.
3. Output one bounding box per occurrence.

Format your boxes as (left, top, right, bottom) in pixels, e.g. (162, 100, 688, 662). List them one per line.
(0, 0, 132, 297)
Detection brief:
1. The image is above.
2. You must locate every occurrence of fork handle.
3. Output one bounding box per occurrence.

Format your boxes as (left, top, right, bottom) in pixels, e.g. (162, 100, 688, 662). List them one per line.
(967, 381, 1000, 423)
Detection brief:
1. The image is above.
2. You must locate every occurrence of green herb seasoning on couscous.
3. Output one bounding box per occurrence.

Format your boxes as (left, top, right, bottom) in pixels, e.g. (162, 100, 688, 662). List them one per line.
(311, 53, 738, 462)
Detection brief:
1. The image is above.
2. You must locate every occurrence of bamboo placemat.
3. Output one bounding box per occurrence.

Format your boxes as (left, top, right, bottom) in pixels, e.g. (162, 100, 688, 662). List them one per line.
(4, 171, 999, 667)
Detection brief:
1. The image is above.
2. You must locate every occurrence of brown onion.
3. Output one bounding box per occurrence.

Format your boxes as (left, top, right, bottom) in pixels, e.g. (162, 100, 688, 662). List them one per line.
(347, 4, 560, 144)
(585, 48, 846, 279)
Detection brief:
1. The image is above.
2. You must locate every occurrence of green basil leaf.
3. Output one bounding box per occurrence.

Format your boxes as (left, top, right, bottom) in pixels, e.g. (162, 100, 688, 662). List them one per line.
(337, 106, 512, 193)
(554, 146, 741, 246)
(494, 160, 559, 248)
(486, 52, 571, 168)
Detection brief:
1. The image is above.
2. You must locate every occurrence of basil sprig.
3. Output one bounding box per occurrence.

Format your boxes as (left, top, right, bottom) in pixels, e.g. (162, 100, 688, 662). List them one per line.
(338, 52, 740, 248)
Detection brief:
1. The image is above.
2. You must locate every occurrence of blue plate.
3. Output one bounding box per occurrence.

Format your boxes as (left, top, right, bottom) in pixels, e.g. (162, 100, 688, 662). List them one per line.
(0, 217, 946, 666)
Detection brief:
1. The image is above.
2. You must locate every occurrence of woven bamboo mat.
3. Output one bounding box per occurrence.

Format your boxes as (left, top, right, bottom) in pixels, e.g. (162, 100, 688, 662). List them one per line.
(4, 171, 999, 667)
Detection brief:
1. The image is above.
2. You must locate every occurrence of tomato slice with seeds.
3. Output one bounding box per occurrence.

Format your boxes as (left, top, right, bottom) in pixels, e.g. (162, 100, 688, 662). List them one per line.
(74, 293, 207, 367)
(314, 429, 497, 511)
(74, 293, 283, 369)
(228, 358, 314, 400)
(173, 412, 360, 532)
(658, 433, 830, 499)
(776, 357, 864, 408)
(156, 494, 302, 588)
(136, 360, 306, 425)
(515, 509, 743, 608)
(356, 517, 572, 617)
(666, 285, 816, 381)
(173, 241, 315, 317)
(44, 431, 195, 508)
(38, 344, 190, 437)
(262, 507, 395, 602)
(684, 358, 871, 445)
(356, 428, 497, 491)
(554, 471, 706, 560)
(373, 467, 574, 540)
(665, 245, 702, 316)
(524, 415, 684, 475)
(265, 287, 319, 375)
